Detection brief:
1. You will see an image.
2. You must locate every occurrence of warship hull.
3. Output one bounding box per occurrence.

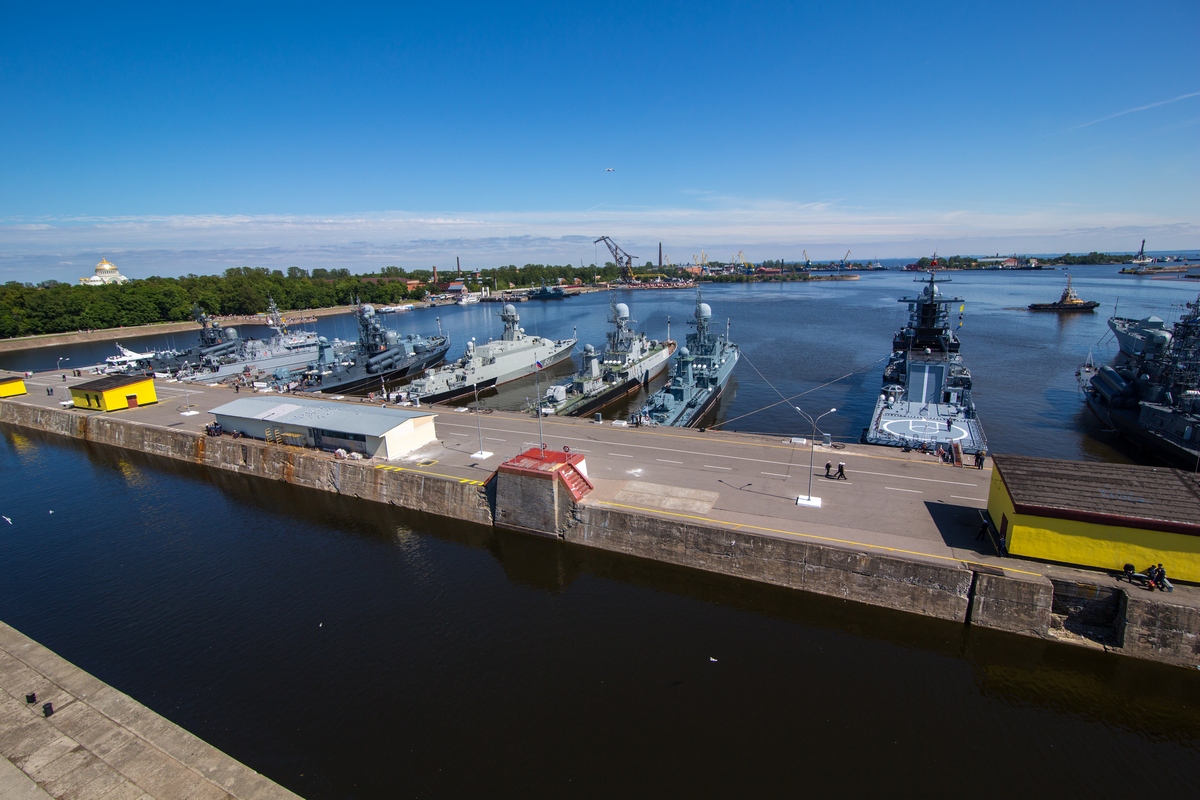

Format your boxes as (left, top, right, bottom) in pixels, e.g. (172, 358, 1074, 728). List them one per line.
(303, 344, 449, 395)
(412, 376, 497, 405)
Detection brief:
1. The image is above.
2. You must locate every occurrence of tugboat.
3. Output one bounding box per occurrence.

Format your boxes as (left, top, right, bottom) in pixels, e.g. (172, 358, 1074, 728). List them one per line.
(405, 303, 576, 404)
(629, 291, 738, 428)
(538, 298, 676, 416)
(1084, 294, 1200, 469)
(292, 302, 450, 394)
(862, 272, 987, 455)
(1028, 274, 1100, 312)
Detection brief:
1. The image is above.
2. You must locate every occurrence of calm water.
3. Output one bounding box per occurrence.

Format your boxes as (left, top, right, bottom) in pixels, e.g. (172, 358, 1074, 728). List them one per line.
(1, 428, 1199, 797)
(7, 268, 1198, 462)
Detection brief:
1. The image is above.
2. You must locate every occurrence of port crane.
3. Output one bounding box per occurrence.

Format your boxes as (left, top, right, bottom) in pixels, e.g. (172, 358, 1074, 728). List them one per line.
(803, 250, 811, 269)
(841, 250, 851, 270)
(595, 236, 637, 283)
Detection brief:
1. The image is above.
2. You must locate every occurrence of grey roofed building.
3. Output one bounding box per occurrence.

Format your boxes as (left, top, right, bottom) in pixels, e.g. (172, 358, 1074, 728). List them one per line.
(208, 395, 438, 460)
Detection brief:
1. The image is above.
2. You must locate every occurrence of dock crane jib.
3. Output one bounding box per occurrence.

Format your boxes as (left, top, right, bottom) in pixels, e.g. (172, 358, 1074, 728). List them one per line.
(595, 236, 638, 283)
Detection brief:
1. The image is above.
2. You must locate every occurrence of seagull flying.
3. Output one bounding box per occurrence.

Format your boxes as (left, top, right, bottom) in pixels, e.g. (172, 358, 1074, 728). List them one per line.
(605, 167, 614, 172)
(2, 516, 10, 524)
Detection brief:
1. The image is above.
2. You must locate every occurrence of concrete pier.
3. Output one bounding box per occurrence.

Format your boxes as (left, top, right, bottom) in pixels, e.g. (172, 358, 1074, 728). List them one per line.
(0, 621, 299, 800)
(2, 369, 1199, 668)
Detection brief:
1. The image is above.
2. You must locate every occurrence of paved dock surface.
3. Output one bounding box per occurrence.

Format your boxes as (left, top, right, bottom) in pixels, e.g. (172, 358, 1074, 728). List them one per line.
(9, 368, 1199, 608)
(0, 621, 300, 800)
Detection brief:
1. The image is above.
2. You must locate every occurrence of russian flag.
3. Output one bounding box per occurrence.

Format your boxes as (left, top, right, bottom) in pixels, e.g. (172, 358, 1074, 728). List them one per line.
(535, 360, 544, 369)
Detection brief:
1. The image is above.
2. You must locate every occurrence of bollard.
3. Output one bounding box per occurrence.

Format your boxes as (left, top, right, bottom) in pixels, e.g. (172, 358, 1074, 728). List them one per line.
(25, 692, 36, 704)
(43, 702, 53, 717)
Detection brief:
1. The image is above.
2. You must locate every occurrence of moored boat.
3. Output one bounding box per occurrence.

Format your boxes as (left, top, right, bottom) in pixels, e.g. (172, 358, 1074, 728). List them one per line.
(629, 291, 738, 428)
(538, 299, 676, 416)
(406, 303, 576, 404)
(862, 272, 987, 455)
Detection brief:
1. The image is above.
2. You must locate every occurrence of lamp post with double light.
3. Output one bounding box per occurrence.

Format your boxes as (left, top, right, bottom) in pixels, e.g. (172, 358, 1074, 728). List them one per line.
(795, 406, 836, 507)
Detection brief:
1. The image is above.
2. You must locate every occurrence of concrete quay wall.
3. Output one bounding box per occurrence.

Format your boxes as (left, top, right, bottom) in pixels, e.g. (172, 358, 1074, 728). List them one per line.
(3, 399, 1198, 667)
(566, 505, 975, 623)
(0, 400, 493, 527)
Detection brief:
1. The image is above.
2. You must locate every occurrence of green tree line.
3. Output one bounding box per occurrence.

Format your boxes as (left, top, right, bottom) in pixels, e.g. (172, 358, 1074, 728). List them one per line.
(0, 267, 428, 339)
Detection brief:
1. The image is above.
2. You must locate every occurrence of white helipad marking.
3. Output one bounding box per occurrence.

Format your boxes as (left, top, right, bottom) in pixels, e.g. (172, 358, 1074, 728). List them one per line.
(880, 418, 969, 441)
(886, 487, 922, 493)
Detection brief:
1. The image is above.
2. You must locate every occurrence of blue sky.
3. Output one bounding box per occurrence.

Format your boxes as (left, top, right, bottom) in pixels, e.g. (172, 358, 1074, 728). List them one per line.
(2, 1, 1197, 280)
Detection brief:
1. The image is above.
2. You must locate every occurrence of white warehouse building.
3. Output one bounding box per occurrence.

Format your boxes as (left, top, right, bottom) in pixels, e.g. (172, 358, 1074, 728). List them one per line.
(208, 396, 437, 460)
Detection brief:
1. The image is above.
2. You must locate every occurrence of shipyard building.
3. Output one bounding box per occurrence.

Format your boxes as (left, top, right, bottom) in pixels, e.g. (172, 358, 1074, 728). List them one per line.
(987, 454, 1200, 582)
(208, 396, 437, 460)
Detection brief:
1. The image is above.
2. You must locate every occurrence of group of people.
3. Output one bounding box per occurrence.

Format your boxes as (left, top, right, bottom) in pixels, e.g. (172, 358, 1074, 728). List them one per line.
(823, 461, 847, 480)
(1145, 563, 1173, 592)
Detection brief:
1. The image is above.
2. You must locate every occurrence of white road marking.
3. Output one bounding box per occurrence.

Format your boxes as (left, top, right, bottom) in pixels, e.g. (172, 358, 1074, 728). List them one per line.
(609, 453, 633, 458)
(486, 437, 506, 442)
(951, 495, 986, 502)
(886, 487, 922, 493)
(437, 420, 980, 486)
(446, 432, 468, 437)
(704, 465, 731, 470)
(657, 459, 683, 464)
(761, 472, 790, 478)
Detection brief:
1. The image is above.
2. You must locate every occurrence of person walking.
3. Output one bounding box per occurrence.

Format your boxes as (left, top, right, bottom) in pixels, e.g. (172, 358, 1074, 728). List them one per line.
(835, 462, 847, 480)
(824, 461, 833, 478)
(976, 450, 986, 470)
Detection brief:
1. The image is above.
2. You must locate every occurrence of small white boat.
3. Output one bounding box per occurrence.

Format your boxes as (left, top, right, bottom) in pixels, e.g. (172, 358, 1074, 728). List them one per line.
(457, 293, 481, 306)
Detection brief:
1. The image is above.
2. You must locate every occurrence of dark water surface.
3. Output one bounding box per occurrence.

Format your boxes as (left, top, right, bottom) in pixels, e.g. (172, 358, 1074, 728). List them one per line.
(5, 268, 1199, 463)
(2, 425, 1199, 798)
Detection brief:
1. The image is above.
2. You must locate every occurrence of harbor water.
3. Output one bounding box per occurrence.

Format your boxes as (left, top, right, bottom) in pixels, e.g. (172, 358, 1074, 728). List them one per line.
(2, 269, 1200, 796)
(5, 268, 1199, 462)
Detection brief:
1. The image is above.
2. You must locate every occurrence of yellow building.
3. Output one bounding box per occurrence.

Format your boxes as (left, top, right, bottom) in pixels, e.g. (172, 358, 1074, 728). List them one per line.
(988, 454, 1200, 583)
(0, 375, 27, 398)
(70, 374, 158, 412)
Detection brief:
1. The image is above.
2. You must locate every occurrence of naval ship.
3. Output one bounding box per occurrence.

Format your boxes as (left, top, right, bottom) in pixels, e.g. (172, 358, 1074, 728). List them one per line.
(1109, 313, 1173, 359)
(862, 273, 988, 455)
(291, 302, 450, 394)
(171, 298, 352, 383)
(405, 303, 577, 404)
(629, 291, 738, 428)
(1084, 293, 1200, 469)
(538, 298, 676, 417)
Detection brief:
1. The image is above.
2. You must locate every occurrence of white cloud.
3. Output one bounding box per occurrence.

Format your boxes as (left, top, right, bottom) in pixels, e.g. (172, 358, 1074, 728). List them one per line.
(1, 202, 1196, 282)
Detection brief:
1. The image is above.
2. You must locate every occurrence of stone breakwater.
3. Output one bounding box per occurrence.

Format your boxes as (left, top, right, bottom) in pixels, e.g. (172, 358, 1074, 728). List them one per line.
(1, 398, 1196, 668)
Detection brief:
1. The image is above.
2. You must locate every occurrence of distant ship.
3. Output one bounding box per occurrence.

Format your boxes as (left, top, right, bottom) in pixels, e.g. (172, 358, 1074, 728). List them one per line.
(457, 293, 481, 306)
(862, 272, 987, 455)
(629, 291, 738, 428)
(538, 299, 676, 417)
(406, 303, 576, 404)
(103, 344, 157, 375)
(1028, 274, 1100, 312)
(1084, 294, 1200, 469)
(379, 304, 414, 313)
(291, 302, 450, 394)
(1108, 314, 1173, 359)
(1131, 239, 1152, 267)
(528, 281, 569, 300)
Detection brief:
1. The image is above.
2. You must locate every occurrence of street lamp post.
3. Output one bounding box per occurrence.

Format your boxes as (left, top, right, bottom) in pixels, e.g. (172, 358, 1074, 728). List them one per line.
(56, 357, 69, 373)
(795, 406, 836, 508)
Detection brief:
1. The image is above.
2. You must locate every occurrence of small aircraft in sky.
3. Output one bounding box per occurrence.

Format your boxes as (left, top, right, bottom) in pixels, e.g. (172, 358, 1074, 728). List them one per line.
(605, 167, 614, 172)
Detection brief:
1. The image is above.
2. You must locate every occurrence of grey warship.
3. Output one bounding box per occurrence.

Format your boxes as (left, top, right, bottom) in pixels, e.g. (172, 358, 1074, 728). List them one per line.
(291, 302, 450, 394)
(862, 272, 987, 455)
(1085, 293, 1200, 469)
(629, 291, 738, 428)
(538, 298, 676, 417)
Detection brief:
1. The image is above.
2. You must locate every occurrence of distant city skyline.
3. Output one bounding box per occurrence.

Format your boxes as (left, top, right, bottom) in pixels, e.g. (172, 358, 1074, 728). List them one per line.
(2, 1, 1196, 281)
